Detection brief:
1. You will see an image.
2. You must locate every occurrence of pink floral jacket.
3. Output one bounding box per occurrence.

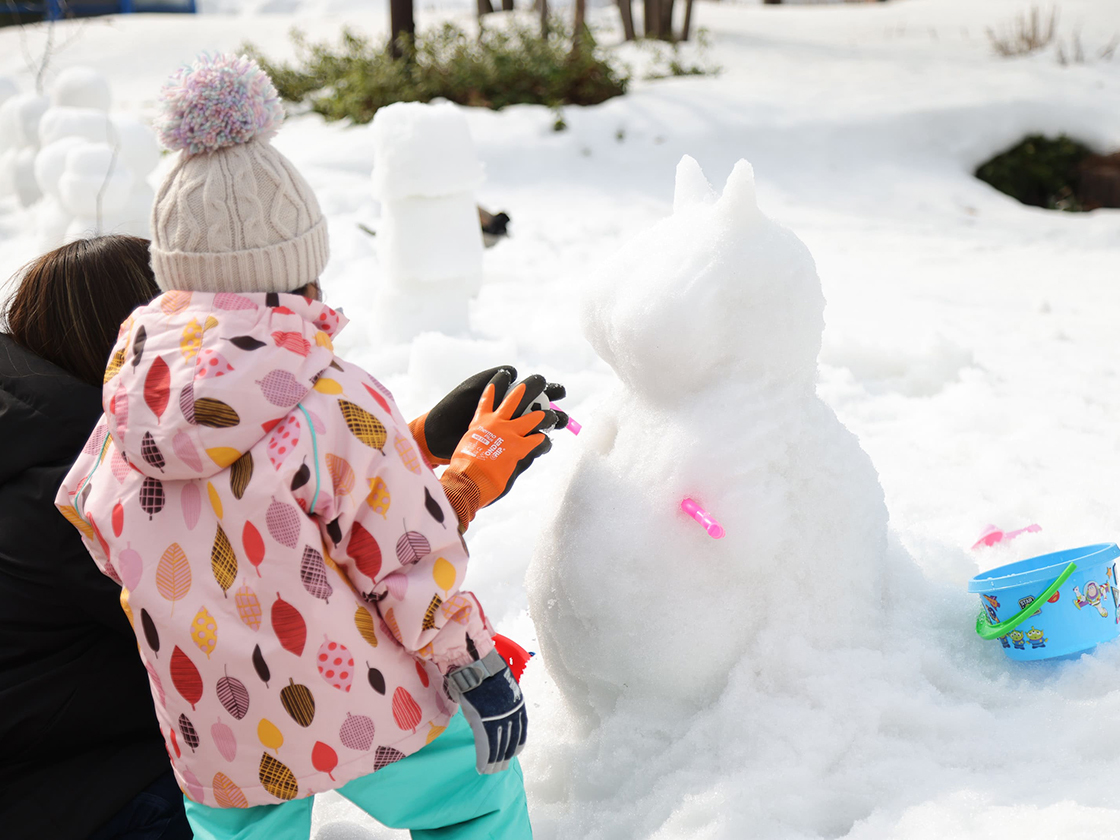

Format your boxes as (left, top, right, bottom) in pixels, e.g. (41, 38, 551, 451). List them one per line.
(57, 291, 493, 807)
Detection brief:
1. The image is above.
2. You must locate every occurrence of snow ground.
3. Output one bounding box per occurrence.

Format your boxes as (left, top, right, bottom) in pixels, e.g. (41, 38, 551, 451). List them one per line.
(3, 0, 1120, 837)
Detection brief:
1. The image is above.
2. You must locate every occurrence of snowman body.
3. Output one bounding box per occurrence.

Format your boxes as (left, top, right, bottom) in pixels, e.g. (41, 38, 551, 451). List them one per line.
(527, 158, 890, 722)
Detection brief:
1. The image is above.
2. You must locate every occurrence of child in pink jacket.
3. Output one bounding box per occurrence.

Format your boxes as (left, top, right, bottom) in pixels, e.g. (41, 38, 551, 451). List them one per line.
(57, 55, 556, 840)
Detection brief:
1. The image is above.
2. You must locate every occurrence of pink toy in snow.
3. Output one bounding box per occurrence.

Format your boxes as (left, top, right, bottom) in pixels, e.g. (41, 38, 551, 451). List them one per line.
(972, 523, 1041, 550)
(682, 498, 725, 539)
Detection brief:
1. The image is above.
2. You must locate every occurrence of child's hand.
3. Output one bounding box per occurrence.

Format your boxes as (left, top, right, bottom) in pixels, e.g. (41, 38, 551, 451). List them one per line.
(442, 370, 558, 511)
(446, 649, 527, 774)
(411, 365, 517, 466)
(411, 366, 568, 466)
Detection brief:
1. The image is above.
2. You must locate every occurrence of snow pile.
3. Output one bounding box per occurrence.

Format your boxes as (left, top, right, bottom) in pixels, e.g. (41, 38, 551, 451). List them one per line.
(521, 157, 1120, 839)
(0, 67, 158, 248)
(821, 332, 976, 398)
(368, 102, 485, 344)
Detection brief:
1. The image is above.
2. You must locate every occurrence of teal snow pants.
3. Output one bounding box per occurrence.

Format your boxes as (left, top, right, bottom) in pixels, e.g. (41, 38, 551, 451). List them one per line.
(183, 712, 531, 840)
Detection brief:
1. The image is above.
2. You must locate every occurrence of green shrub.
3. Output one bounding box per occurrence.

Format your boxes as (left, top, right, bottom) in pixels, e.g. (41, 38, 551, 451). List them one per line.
(975, 134, 1095, 211)
(244, 20, 629, 124)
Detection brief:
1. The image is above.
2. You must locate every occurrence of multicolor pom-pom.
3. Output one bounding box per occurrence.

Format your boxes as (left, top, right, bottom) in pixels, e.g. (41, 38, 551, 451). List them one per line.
(155, 53, 284, 156)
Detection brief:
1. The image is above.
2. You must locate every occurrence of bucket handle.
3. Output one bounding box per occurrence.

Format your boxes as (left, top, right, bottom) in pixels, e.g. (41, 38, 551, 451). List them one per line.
(975, 562, 1077, 641)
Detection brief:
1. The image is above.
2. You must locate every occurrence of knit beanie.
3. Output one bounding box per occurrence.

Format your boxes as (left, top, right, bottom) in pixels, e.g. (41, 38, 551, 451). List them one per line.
(149, 54, 329, 294)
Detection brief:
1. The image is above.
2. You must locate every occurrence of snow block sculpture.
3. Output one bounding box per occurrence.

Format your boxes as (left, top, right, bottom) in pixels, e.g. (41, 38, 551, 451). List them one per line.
(0, 92, 50, 206)
(0, 77, 17, 107)
(0, 68, 158, 244)
(369, 102, 486, 344)
(527, 157, 890, 721)
(49, 66, 112, 112)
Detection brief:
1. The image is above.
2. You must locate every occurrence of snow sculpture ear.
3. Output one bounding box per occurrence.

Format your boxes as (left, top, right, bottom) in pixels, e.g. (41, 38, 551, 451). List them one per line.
(716, 159, 761, 221)
(673, 155, 716, 214)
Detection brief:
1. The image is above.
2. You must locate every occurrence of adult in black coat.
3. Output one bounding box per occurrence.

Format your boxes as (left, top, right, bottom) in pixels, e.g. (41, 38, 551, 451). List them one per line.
(0, 237, 192, 840)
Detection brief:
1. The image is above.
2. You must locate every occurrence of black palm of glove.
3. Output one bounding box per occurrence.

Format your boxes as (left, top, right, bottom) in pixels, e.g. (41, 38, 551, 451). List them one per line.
(415, 366, 568, 465)
(446, 648, 528, 774)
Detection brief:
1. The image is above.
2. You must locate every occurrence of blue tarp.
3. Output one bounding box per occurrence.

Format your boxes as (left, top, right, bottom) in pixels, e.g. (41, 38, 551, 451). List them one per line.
(7, 0, 196, 19)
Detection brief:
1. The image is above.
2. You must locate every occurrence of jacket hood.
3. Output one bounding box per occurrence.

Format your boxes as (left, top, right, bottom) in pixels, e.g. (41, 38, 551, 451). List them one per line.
(0, 333, 103, 484)
(103, 291, 348, 480)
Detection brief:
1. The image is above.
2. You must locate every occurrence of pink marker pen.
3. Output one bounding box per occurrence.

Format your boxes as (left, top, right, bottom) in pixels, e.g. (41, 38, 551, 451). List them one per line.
(551, 402, 580, 435)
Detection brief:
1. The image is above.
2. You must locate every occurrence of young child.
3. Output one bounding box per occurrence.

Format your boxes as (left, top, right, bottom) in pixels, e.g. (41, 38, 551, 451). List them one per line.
(57, 54, 555, 840)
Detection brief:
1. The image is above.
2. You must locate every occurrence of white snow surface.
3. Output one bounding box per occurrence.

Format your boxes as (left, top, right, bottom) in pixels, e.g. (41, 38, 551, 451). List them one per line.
(3, 1, 1120, 838)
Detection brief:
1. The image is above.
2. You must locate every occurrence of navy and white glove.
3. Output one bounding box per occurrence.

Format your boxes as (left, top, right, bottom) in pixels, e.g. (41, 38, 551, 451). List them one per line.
(446, 648, 528, 774)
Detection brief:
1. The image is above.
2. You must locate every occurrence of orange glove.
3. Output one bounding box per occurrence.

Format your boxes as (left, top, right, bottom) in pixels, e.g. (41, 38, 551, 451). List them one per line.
(409, 366, 568, 469)
(440, 370, 557, 531)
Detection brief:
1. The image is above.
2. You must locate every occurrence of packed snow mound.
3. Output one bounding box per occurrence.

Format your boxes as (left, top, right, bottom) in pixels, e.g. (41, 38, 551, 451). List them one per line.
(524, 158, 1120, 839)
(528, 156, 890, 722)
(821, 332, 976, 397)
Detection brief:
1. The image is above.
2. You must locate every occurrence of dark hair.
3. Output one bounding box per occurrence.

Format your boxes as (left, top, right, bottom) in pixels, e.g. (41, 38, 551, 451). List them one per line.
(3, 236, 160, 387)
(289, 281, 321, 300)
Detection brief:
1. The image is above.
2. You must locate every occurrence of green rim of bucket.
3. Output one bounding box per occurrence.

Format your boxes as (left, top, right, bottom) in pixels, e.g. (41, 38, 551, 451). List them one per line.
(975, 561, 1077, 641)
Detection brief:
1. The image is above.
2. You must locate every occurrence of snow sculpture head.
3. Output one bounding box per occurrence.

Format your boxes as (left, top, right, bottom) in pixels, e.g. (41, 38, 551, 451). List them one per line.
(584, 157, 825, 402)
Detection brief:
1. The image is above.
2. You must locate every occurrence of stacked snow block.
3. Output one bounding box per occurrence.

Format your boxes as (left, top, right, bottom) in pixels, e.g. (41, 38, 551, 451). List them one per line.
(0, 67, 159, 247)
(369, 102, 486, 344)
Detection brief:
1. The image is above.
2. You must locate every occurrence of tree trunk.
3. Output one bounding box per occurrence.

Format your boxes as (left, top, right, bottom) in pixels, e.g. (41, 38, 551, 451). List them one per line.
(571, 0, 587, 56)
(681, 0, 693, 41)
(389, 0, 415, 58)
(617, 0, 636, 41)
(501, 0, 514, 9)
(478, 0, 494, 17)
(643, 0, 658, 38)
(539, 0, 549, 36)
(658, 0, 674, 41)
(762, 0, 782, 5)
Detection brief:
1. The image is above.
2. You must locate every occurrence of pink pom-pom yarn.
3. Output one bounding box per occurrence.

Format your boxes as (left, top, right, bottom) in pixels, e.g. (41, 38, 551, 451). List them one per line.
(155, 53, 285, 156)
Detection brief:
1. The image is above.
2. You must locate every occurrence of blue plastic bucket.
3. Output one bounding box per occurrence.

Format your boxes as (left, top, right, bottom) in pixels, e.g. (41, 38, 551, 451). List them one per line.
(968, 543, 1120, 660)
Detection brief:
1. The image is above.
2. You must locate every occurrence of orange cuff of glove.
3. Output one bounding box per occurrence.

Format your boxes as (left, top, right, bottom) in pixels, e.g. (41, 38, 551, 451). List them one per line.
(409, 414, 450, 469)
(439, 469, 483, 534)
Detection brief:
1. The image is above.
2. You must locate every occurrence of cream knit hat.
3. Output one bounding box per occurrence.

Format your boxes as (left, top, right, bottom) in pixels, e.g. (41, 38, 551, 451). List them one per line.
(149, 54, 329, 294)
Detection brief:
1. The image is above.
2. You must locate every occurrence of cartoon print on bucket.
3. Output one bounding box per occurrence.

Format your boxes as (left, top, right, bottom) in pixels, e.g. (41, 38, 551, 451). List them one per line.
(969, 544, 1120, 661)
(981, 594, 1010, 649)
(1073, 579, 1111, 618)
